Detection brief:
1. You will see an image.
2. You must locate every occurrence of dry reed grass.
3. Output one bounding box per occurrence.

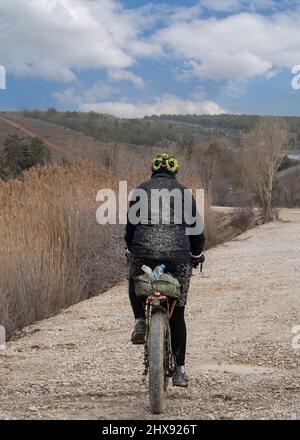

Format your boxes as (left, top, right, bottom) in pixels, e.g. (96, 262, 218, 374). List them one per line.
(0, 161, 124, 336)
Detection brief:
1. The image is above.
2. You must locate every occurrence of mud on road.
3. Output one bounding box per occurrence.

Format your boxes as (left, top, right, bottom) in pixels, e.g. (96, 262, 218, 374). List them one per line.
(0, 210, 299, 420)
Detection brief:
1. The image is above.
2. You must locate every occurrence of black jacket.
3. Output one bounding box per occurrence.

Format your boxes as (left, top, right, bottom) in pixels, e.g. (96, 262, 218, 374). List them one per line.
(125, 172, 205, 264)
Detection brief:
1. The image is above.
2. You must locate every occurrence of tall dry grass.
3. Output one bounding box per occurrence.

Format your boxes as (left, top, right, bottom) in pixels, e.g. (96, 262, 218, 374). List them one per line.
(0, 161, 125, 336)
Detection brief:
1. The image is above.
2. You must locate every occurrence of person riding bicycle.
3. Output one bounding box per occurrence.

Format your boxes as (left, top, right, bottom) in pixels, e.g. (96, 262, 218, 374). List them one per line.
(125, 153, 205, 387)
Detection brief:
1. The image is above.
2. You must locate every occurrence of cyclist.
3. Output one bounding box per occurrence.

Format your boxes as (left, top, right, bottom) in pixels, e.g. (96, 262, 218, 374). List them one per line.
(125, 153, 205, 387)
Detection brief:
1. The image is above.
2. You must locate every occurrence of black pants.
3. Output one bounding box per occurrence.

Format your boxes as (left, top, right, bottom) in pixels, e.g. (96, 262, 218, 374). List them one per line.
(129, 285, 187, 366)
(128, 257, 191, 366)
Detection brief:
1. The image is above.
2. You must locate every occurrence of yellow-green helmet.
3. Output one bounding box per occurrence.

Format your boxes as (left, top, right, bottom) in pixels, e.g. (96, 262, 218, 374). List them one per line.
(151, 153, 179, 175)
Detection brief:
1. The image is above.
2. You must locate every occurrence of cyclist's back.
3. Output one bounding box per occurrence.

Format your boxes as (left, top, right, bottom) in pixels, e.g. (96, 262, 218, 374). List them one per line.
(126, 171, 196, 264)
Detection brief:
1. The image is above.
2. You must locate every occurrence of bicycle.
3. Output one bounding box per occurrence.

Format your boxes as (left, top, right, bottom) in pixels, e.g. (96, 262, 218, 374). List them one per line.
(142, 289, 177, 414)
(135, 260, 204, 414)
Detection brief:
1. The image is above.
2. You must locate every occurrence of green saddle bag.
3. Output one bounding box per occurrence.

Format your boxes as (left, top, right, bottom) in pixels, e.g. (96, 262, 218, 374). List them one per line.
(135, 273, 181, 299)
(134, 274, 153, 297)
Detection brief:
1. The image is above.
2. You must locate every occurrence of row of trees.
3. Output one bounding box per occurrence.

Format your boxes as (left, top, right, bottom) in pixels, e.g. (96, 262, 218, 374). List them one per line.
(22, 109, 179, 146)
(0, 135, 51, 179)
(22, 108, 300, 150)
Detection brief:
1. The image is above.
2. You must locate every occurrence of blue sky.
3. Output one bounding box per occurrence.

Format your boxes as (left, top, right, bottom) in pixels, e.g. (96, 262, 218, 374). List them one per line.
(1, 0, 300, 117)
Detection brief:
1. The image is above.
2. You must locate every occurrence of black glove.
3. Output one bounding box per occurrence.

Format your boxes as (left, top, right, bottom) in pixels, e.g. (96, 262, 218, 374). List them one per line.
(191, 253, 205, 268)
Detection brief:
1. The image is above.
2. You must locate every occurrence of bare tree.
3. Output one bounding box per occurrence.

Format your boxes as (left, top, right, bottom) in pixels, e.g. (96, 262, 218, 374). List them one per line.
(103, 143, 119, 171)
(175, 135, 195, 164)
(241, 117, 289, 222)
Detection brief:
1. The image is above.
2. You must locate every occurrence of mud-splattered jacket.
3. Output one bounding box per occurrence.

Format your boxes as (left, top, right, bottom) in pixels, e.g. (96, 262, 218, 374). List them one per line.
(125, 171, 205, 264)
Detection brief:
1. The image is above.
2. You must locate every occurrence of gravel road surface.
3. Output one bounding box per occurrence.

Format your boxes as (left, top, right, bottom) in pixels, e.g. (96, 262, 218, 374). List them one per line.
(0, 211, 299, 420)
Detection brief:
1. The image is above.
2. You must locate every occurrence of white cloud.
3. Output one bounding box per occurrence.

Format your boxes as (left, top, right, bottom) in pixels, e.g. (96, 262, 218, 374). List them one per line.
(0, 0, 144, 82)
(154, 10, 300, 81)
(129, 40, 163, 58)
(80, 94, 225, 118)
(222, 80, 247, 98)
(108, 69, 144, 88)
(53, 88, 80, 105)
(54, 81, 118, 105)
(186, 53, 272, 81)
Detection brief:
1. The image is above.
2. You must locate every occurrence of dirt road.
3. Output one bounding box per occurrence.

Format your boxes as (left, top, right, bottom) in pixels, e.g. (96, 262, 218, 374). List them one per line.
(0, 211, 299, 420)
(0, 116, 65, 153)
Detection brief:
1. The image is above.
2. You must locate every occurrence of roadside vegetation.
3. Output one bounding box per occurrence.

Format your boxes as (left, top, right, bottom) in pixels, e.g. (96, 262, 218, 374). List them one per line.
(0, 162, 124, 336)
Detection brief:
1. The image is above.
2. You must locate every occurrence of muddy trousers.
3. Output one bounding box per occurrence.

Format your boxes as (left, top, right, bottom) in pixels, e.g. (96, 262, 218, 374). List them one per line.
(129, 281, 187, 366)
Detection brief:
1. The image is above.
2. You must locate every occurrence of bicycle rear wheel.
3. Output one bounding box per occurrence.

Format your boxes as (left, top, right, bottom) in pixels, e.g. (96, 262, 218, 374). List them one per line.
(149, 311, 167, 414)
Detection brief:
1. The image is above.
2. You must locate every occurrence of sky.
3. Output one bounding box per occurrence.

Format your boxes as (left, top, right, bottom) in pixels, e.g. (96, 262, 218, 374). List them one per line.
(1, 0, 300, 117)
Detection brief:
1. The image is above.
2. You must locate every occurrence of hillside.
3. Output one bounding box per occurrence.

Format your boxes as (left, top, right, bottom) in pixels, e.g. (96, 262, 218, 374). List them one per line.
(18, 110, 300, 149)
(2, 111, 300, 208)
(0, 113, 148, 168)
(0, 210, 299, 420)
